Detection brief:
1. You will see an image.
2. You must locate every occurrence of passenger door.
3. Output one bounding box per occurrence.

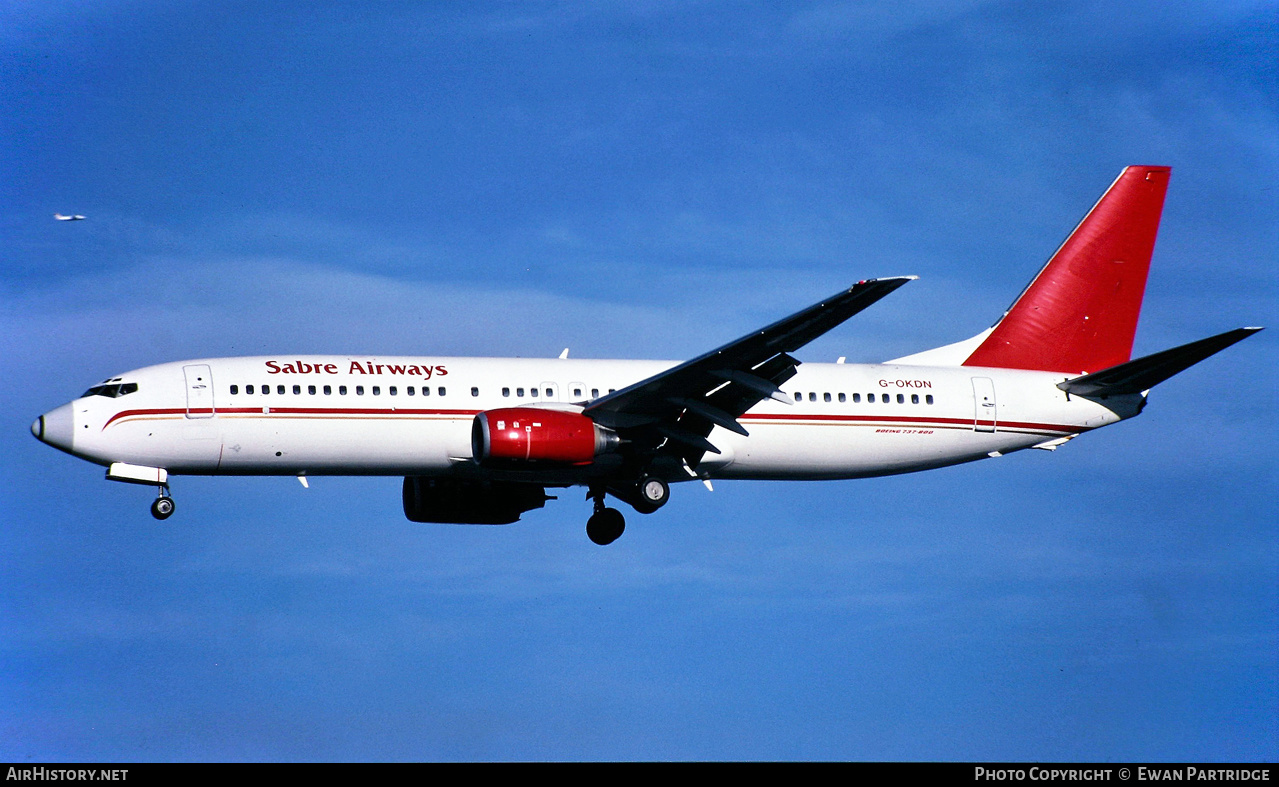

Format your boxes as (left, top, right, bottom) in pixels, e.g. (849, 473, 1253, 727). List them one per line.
(971, 377, 997, 433)
(183, 364, 215, 418)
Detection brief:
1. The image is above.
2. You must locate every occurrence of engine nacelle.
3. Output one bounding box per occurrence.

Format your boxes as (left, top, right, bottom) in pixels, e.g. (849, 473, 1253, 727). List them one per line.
(472, 407, 619, 465)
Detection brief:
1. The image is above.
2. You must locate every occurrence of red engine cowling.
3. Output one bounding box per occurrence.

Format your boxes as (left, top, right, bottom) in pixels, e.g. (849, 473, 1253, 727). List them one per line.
(472, 408, 619, 465)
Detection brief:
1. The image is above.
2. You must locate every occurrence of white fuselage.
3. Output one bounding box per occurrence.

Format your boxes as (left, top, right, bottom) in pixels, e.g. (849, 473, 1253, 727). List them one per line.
(47, 355, 1142, 485)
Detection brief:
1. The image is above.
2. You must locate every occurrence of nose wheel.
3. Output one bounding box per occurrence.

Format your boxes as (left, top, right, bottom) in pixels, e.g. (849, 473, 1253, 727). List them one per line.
(150, 488, 175, 520)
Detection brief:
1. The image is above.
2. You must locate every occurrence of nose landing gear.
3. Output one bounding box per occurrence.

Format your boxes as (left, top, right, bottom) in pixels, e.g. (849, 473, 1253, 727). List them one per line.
(150, 487, 175, 520)
(104, 463, 176, 521)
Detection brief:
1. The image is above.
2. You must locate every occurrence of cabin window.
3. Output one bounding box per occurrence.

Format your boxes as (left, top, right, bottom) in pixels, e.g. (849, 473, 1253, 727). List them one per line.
(323, 385, 332, 395)
(502, 387, 510, 397)
(591, 388, 599, 398)
(852, 393, 860, 403)
(389, 386, 397, 396)
(531, 388, 540, 398)
(882, 394, 890, 403)
(246, 385, 254, 394)
(372, 386, 380, 396)
(293, 385, 301, 395)
(471, 387, 479, 397)
(261, 384, 269, 395)
(911, 394, 919, 404)
(794, 392, 802, 402)
(339, 385, 348, 395)
(897, 394, 904, 404)
(573, 388, 582, 397)
(230, 385, 239, 395)
(277, 385, 285, 395)
(824, 393, 831, 402)
(355, 386, 364, 395)
(438, 387, 446, 396)
(517, 387, 525, 397)
(308, 385, 317, 395)
(838, 393, 846, 403)
(926, 394, 934, 405)
(407, 386, 415, 396)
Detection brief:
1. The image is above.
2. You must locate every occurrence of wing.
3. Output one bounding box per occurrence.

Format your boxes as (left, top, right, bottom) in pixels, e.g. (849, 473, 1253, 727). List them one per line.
(584, 276, 915, 466)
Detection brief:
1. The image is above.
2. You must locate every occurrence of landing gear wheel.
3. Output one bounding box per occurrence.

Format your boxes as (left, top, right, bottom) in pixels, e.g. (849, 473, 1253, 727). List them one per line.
(150, 495, 175, 520)
(586, 507, 625, 546)
(628, 476, 670, 515)
(639, 476, 669, 508)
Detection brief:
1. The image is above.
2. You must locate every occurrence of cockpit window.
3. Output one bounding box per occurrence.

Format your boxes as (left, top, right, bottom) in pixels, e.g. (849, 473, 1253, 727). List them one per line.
(82, 382, 139, 398)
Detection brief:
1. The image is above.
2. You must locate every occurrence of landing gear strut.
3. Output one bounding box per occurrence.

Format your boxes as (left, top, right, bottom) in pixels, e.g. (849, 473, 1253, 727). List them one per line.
(586, 486, 625, 546)
(150, 487, 175, 520)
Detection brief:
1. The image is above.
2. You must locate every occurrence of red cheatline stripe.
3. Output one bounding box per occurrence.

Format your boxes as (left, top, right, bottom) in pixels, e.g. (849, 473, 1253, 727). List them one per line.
(739, 412, 1084, 434)
(106, 406, 1085, 436)
(225, 407, 479, 417)
(103, 407, 481, 429)
(104, 407, 188, 428)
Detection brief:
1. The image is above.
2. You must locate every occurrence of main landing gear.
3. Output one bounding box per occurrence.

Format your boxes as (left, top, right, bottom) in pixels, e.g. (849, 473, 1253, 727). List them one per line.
(632, 476, 670, 514)
(150, 487, 175, 520)
(584, 476, 671, 545)
(586, 489, 625, 546)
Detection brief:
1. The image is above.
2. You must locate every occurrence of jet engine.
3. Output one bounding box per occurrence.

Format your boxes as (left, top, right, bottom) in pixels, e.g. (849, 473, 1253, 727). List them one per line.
(471, 408, 619, 465)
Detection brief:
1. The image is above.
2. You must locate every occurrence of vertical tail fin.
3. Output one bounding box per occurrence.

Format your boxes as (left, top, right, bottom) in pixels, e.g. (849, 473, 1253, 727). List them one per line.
(962, 166, 1171, 374)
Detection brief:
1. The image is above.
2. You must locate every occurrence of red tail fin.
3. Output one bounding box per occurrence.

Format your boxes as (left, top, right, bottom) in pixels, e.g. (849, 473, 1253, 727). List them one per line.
(962, 166, 1171, 373)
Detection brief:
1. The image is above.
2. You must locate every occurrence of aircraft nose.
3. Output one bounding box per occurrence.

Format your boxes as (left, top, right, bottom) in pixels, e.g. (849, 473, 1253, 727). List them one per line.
(32, 402, 74, 452)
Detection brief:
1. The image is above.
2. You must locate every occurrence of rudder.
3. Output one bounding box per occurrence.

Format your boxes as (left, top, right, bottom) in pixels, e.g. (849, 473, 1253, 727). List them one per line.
(962, 166, 1171, 374)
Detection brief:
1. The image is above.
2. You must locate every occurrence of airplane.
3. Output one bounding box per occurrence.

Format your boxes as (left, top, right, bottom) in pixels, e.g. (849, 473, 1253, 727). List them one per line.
(54, 214, 86, 221)
(30, 166, 1261, 545)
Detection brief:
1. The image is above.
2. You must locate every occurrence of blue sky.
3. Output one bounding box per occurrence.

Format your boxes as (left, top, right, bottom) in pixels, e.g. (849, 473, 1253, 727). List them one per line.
(1, 0, 1275, 762)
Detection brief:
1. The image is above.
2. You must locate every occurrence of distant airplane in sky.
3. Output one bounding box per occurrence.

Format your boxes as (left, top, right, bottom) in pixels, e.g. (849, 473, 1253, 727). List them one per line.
(31, 167, 1261, 544)
(54, 213, 85, 221)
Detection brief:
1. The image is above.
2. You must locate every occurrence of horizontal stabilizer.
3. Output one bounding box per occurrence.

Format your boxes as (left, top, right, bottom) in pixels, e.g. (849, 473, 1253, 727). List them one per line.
(1057, 327, 1262, 397)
